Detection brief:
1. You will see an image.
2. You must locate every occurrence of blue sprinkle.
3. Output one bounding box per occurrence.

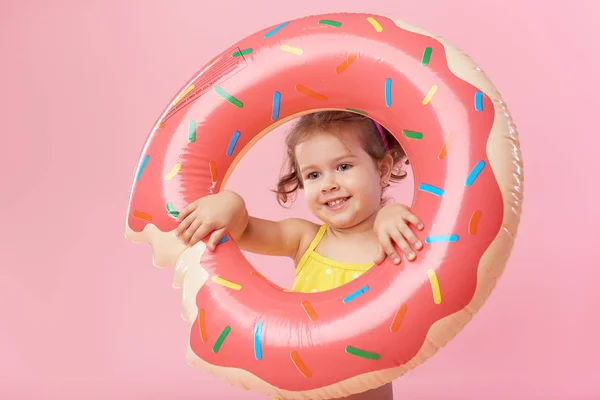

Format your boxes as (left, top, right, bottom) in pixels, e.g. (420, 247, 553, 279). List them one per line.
(254, 321, 263, 360)
(418, 183, 443, 197)
(218, 235, 229, 245)
(135, 155, 149, 182)
(474, 91, 483, 111)
(272, 91, 281, 120)
(425, 234, 459, 244)
(343, 285, 369, 303)
(465, 160, 485, 186)
(226, 131, 240, 156)
(264, 21, 289, 38)
(385, 78, 392, 107)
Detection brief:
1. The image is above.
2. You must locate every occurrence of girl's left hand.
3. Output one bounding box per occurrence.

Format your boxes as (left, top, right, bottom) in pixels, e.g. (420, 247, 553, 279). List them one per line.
(373, 203, 424, 265)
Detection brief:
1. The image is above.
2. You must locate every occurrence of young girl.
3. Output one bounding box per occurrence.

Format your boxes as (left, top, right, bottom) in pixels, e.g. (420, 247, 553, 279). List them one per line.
(175, 111, 424, 400)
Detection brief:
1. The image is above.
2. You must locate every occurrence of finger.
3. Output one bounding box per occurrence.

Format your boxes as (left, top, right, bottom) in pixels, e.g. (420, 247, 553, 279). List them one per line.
(176, 211, 197, 236)
(188, 222, 216, 247)
(403, 212, 424, 230)
(397, 223, 423, 250)
(177, 203, 196, 223)
(378, 233, 401, 264)
(387, 229, 416, 261)
(181, 218, 203, 243)
(207, 227, 227, 251)
(373, 244, 387, 264)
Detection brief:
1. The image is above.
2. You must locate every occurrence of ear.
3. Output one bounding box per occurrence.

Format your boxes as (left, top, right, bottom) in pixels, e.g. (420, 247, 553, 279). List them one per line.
(379, 154, 394, 186)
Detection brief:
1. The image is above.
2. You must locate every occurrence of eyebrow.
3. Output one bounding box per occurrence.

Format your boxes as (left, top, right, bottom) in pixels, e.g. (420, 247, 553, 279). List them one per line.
(299, 154, 358, 174)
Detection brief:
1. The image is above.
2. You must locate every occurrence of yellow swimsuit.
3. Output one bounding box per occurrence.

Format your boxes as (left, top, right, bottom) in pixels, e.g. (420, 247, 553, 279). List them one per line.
(291, 224, 374, 293)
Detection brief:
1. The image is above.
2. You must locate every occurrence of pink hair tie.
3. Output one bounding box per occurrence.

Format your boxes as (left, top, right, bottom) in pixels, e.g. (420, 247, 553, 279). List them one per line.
(373, 120, 389, 151)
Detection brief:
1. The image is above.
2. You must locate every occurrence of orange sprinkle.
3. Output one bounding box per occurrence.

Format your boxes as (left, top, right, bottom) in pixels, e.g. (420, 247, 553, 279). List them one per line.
(251, 271, 264, 278)
(390, 304, 407, 332)
(295, 84, 328, 101)
(159, 122, 165, 129)
(335, 54, 357, 73)
(132, 211, 152, 221)
(438, 133, 452, 160)
(468, 210, 482, 235)
(290, 351, 311, 377)
(198, 309, 207, 342)
(301, 300, 317, 322)
(209, 160, 217, 183)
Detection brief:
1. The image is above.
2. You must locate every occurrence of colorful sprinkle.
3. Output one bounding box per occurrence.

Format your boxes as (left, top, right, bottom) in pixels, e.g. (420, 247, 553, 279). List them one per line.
(254, 321, 263, 360)
(474, 91, 483, 111)
(425, 234, 459, 244)
(290, 351, 311, 377)
(343, 285, 369, 303)
(385, 78, 392, 107)
(135, 155, 149, 182)
(159, 122, 165, 129)
(336, 54, 357, 73)
(272, 91, 281, 120)
(165, 202, 179, 219)
(226, 131, 240, 156)
(212, 326, 231, 353)
(173, 84, 195, 105)
(295, 84, 328, 101)
(211, 276, 242, 290)
(188, 120, 196, 142)
(198, 309, 207, 342)
(468, 210, 482, 235)
(345, 107, 367, 115)
(232, 48, 252, 57)
(209, 160, 217, 183)
(345, 346, 380, 360)
(418, 183, 443, 197)
(214, 86, 243, 108)
(402, 129, 423, 140)
(164, 163, 181, 180)
(264, 21, 289, 38)
(366, 16, 383, 32)
(465, 160, 485, 186)
(280, 44, 303, 56)
(422, 47, 432, 66)
(301, 300, 317, 322)
(319, 19, 341, 27)
(218, 235, 229, 245)
(390, 304, 407, 333)
(427, 269, 442, 304)
(132, 210, 152, 222)
(438, 134, 451, 159)
(422, 85, 438, 105)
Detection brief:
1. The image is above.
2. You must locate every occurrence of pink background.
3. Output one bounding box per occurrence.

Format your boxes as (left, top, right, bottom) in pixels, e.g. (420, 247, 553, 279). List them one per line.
(2, 0, 599, 399)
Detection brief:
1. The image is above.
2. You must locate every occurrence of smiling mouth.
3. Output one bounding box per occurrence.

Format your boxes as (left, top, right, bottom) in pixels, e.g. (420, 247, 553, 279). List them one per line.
(325, 197, 351, 208)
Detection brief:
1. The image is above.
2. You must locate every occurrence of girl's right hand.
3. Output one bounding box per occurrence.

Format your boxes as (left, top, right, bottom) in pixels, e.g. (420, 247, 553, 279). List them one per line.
(175, 191, 246, 250)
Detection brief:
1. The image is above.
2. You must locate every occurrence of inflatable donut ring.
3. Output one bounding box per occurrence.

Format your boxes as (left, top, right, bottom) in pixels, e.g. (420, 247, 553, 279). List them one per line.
(125, 13, 524, 400)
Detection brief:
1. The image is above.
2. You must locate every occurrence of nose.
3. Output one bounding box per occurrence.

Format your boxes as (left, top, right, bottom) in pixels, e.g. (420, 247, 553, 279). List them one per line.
(320, 176, 339, 193)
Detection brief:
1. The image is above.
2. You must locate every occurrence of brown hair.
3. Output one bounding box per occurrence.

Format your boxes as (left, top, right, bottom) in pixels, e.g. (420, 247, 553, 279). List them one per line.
(273, 110, 409, 207)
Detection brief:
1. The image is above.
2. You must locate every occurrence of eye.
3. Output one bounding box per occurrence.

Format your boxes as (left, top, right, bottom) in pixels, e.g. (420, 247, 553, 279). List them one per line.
(306, 172, 320, 180)
(337, 163, 352, 171)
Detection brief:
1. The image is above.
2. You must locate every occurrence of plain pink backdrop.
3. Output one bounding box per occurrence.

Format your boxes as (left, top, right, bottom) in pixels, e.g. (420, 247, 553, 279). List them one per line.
(1, 0, 599, 399)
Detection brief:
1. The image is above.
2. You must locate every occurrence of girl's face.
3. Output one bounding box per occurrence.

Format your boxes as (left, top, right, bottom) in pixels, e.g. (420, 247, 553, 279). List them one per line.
(294, 127, 388, 229)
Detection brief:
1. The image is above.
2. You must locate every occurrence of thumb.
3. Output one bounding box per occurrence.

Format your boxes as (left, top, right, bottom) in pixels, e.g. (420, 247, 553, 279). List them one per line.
(207, 227, 227, 251)
(373, 244, 386, 264)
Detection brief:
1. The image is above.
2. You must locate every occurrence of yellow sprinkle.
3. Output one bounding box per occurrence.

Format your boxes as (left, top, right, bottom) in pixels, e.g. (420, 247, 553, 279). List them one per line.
(173, 84, 195, 105)
(280, 44, 303, 55)
(164, 163, 181, 180)
(212, 276, 242, 290)
(422, 85, 438, 105)
(427, 269, 442, 304)
(367, 17, 383, 32)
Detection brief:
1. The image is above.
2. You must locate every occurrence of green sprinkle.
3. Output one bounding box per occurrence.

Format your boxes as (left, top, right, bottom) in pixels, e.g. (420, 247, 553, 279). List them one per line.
(403, 129, 423, 140)
(213, 326, 231, 353)
(345, 346, 380, 360)
(188, 120, 196, 142)
(345, 108, 368, 115)
(165, 203, 179, 219)
(319, 19, 342, 27)
(214, 86, 243, 108)
(232, 48, 253, 57)
(422, 47, 432, 66)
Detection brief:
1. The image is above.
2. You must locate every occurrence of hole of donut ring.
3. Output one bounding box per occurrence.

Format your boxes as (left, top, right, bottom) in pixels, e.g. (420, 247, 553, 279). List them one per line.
(221, 112, 414, 292)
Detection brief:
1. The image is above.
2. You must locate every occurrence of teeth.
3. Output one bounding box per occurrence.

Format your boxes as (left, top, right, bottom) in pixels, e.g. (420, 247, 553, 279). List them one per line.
(327, 198, 347, 207)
